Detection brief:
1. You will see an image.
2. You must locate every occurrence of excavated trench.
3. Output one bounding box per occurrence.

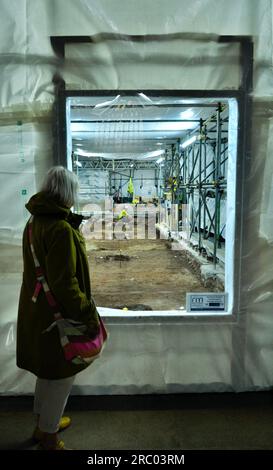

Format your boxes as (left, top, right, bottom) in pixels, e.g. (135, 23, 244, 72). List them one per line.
(0, 224, 223, 312)
(87, 237, 223, 311)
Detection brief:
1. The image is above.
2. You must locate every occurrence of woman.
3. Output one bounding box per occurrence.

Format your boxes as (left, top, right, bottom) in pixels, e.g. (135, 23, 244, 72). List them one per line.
(16, 166, 100, 450)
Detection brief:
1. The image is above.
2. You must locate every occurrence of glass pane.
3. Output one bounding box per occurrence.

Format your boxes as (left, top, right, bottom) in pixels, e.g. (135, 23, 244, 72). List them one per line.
(66, 93, 238, 315)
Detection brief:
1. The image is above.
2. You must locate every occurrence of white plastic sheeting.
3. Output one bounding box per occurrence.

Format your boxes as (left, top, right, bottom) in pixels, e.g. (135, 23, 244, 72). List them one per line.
(1, 0, 273, 394)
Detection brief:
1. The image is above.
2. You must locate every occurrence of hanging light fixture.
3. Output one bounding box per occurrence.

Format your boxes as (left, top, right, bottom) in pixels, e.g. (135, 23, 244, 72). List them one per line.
(180, 135, 199, 149)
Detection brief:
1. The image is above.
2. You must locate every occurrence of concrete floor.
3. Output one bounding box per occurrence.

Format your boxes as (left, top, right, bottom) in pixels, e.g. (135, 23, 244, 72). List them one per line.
(0, 393, 273, 450)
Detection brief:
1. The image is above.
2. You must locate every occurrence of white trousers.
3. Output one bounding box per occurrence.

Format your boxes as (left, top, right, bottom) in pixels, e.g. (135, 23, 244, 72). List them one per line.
(33, 376, 75, 433)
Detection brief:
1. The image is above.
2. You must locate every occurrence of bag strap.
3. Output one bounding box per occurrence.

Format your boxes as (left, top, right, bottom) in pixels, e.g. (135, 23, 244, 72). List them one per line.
(27, 215, 62, 320)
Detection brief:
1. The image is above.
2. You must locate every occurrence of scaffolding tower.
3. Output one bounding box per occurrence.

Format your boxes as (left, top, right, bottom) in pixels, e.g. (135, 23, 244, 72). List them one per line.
(162, 103, 228, 266)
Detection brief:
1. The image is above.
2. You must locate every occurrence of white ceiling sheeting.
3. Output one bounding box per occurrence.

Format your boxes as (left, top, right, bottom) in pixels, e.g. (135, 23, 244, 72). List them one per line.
(69, 95, 226, 159)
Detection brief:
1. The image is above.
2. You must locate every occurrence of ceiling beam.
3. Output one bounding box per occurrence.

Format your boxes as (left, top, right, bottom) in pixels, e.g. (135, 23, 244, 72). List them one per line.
(76, 160, 157, 170)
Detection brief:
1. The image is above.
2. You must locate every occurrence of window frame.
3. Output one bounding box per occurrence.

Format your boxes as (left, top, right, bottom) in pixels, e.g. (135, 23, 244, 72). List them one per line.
(50, 35, 253, 325)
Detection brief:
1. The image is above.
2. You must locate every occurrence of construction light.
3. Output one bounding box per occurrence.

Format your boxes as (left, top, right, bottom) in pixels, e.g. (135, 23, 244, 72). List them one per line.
(179, 109, 194, 119)
(75, 149, 102, 157)
(142, 149, 165, 159)
(180, 135, 198, 149)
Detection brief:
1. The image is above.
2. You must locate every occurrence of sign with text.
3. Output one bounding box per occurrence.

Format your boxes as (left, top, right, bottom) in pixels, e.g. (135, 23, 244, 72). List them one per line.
(186, 293, 227, 312)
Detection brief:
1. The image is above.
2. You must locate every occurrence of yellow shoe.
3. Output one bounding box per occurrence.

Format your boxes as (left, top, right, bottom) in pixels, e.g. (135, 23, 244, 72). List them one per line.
(32, 416, 71, 442)
(37, 439, 69, 450)
(58, 416, 71, 431)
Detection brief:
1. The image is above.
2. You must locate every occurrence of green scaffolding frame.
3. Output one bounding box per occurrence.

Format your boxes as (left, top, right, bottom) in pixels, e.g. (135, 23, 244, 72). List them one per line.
(163, 103, 228, 266)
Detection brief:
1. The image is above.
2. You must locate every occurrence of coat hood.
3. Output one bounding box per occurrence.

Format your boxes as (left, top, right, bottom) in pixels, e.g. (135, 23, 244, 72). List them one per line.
(25, 192, 83, 229)
(25, 192, 70, 218)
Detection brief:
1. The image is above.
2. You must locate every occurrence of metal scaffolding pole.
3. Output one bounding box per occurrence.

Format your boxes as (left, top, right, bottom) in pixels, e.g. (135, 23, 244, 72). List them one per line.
(198, 119, 203, 251)
(213, 103, 222, 266)
(203, 125, 207, 240)
(174, 103, 227, 265)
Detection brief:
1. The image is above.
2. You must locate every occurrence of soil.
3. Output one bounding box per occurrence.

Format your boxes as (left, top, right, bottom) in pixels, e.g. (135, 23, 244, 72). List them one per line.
(0, 224, 222, 313)
(87, 238, 221, 311)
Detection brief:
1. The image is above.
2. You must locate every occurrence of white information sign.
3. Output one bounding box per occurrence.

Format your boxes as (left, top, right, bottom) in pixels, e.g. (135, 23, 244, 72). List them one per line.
(186, 293, 228, 313)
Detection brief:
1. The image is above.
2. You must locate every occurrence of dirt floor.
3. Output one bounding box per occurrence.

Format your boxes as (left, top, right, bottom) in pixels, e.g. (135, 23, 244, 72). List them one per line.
(0, 224, 222, 312)
(87, 238, 220, 311)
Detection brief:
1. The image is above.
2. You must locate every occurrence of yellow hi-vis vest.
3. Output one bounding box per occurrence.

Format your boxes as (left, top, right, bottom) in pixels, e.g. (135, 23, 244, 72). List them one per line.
(117, 209, 128, 220)
(127, 177, 134, 195)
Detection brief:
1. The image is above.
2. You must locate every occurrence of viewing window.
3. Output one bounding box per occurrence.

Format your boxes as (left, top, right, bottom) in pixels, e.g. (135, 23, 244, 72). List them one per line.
(65, 92, 238, 319)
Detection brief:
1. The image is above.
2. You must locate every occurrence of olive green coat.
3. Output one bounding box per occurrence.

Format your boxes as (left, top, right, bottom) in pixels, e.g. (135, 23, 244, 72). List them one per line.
(16, 192, 100, 379)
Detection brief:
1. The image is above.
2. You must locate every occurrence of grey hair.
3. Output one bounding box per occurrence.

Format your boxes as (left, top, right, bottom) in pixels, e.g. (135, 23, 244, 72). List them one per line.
(40, 166, 79, 208)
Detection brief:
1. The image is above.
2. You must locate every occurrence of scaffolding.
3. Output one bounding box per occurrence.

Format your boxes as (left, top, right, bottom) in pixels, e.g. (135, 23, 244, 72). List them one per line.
(73, 156, 158, 202)
(163, 103, 228, 265)
(71, 100, 228, 265)
(75, 159, 157, 171)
